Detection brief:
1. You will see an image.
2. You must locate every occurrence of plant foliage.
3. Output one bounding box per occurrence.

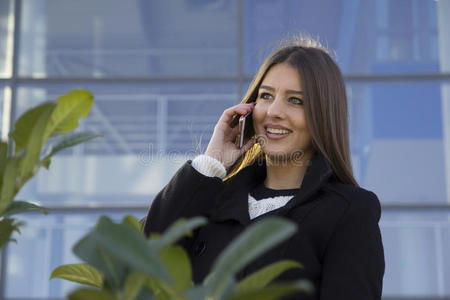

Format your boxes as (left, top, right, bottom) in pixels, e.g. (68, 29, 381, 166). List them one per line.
(52, 215, 314, 300)
(0, 89, 100, 249)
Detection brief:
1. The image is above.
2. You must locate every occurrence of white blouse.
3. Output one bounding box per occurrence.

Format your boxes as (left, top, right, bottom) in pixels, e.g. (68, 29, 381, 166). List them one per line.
(191, 155, 294, 219)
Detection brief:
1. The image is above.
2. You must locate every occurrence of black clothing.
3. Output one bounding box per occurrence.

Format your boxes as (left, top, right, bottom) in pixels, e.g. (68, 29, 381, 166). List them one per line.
(250, 181, 299, 200)
(144, 152, 385, 300)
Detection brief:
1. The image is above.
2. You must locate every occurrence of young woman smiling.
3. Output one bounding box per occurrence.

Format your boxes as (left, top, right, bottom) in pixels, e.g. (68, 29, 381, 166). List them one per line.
(144, 37, 385, 300)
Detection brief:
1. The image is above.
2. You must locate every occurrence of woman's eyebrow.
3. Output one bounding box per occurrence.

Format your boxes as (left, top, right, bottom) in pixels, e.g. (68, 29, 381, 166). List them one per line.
(286, 89, 303, 95)
(260, 85, 303, 95)
(259, 85, 275, 91)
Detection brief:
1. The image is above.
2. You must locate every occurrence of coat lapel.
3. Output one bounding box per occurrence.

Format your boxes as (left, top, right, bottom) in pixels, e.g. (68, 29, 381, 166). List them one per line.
(209, 159, 265, 225)
(209, 152, 334, 226)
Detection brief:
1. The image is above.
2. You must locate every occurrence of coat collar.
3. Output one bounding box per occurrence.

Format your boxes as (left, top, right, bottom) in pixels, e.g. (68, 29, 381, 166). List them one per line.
(210, 151, 334, 226)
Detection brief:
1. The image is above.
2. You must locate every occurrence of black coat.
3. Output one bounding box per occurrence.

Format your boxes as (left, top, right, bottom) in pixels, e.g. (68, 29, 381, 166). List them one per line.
(144, 152, 385, 300)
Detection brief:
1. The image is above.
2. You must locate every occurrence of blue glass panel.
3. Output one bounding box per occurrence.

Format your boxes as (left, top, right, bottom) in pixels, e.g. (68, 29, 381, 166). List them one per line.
(243, 0, 443, 75)
(3, 210, 145, 299)
(347, 80, 447, 203)
(380, 210, 450, 297)
(13, 82, 238, 206)
(358, 81, 442, 139)
(0, 0, 13, 77)
(19, 0, 238, 77)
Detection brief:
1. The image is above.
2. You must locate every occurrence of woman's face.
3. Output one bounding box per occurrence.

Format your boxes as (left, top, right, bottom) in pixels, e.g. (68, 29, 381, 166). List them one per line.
(252, 63, 313, 163)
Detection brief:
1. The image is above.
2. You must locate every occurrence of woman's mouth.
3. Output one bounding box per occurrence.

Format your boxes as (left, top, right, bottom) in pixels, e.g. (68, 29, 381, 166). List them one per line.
(264, 127, 292, 140)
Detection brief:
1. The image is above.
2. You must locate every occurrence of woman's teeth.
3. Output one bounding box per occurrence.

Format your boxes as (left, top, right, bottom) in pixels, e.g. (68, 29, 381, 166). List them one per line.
(266, 128, 290, 134)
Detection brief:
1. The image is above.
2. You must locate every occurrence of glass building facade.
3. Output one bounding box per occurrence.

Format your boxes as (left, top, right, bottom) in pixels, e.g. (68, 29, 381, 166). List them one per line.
(0, 0, 450, 298)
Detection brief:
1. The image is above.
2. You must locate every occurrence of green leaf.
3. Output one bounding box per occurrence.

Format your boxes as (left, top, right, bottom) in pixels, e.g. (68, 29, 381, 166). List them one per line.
(122, 215, 142, 233)
(0, 218, 24, 248)
(159, 245, 193, 291)
(157, 217, 207, 249)
(73, 231, 126, 291)
(149, 232, 161, 239)
(74, 216, 171, 284)
(68, 288, 118, 300)
(0, 157, 19, 215)
(143, 276, 171, 300)
(4, 201, 49, 216)
(50, 263, 103, 288)
(43, 89, 94, 141)
(235, 260, 302, 294)
(10, 102, 56, 154)
(204, 217, 297, 300)
(135, 289, 155, 300)
(94, 217, 171, 282)
(183, 286, 207, 300)
(0, 141, 7, 162)
(0, 141, 8, 191)
(227, 280, 314, 300)
(15, 103, 55, 183)
(124, 271, 147, 300)
(40, 131, 102, 169)
(98, 248, 125, 291)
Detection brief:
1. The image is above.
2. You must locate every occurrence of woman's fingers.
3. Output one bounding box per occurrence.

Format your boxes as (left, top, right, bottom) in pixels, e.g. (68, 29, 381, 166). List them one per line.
(205, 102, 255, 167)
(228, 125, 241, 145)
(230, 125, 240, 135)
(239, 137, 256, 154)
(219, 103, 254, 125)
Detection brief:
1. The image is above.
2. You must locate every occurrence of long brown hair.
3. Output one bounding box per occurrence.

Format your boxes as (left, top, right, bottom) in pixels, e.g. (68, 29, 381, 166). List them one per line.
(226, 36, 358, 186)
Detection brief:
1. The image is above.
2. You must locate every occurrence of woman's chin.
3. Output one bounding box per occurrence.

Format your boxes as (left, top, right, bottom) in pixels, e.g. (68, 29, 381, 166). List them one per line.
(262, 148, 309, 166)
(263, 150, 292, 162)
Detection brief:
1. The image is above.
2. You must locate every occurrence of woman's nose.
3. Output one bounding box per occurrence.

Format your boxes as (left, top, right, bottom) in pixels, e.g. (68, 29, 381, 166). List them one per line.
(267, 97, 285, 119)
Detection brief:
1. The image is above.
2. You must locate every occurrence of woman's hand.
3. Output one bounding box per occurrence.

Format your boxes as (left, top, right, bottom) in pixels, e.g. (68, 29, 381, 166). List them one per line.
(205, 103, 256, 169)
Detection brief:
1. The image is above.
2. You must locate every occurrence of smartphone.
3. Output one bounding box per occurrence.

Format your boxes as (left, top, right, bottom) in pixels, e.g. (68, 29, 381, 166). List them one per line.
(238, 112, 252, 148)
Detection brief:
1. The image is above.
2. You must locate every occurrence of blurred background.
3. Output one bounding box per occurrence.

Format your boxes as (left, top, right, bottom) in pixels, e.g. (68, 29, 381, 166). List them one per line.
(0, 0, 449, 299)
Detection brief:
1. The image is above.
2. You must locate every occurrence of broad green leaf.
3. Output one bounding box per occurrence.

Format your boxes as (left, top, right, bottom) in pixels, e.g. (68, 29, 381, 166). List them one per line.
(135, 289, 155, 300)
(73, 231, 126, 291)
(50, 263, 103, 288)
(98, 248, 124, 291)
(0, 218, 24, 248)
(159, 246, 193, 291)
(183, 286, 207, 300)
(41, 157, 51, 169)
(157, 217, 207, 248)
(93, 217, 171, 282)
(235, 260, 302, 294)
(43, 89, 94, 141)
(16, 103, 55, 182)
(0, 141, 8, 191)
(124, 271, 147, 300)
(204, 217, 297, 300)
(227, 280, 314, 300)
(4, 201, 49, 216)
(0, 157, 19, 215)
(10, 102, 55, 154)
(76, 216, 171, 283)
(40, 131, 102, 169)
(144, 277, 171, 300)
(122, 215, 142, 233)
(143, 275, 186, 300)
(0, 141, 7, 161)
(68, 288, 118, 300)
(149, 232, 161, 239)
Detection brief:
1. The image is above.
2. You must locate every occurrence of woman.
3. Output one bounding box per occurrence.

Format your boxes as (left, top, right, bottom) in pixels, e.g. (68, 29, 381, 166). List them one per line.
(144, 37, 385, 300)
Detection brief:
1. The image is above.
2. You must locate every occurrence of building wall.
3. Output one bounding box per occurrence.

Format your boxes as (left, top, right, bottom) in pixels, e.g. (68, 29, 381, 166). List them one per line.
(0, 0, 449, 298)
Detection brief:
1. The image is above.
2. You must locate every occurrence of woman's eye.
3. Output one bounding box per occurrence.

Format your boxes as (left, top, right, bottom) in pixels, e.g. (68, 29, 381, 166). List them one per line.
(259, 92, 272, 100)
(289, 97, 303, 105)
